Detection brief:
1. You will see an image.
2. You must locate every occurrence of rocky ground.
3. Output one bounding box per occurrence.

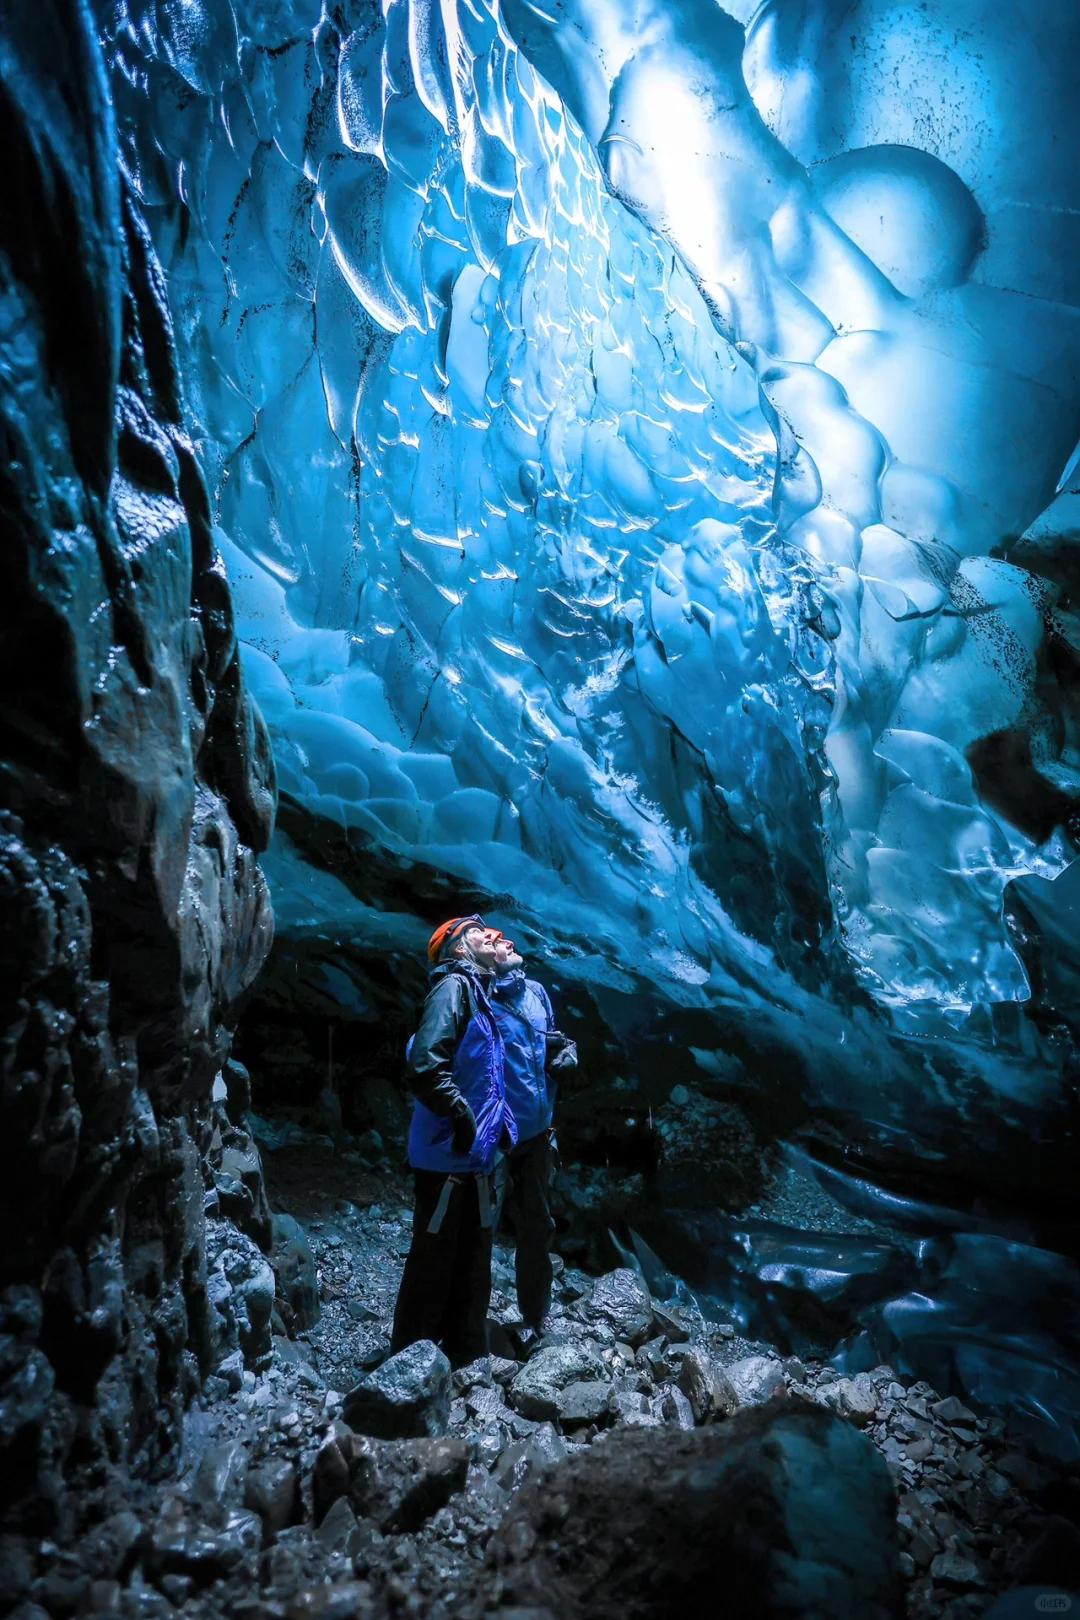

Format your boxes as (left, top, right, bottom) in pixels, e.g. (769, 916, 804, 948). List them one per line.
(9, 1120, 1078, 1620)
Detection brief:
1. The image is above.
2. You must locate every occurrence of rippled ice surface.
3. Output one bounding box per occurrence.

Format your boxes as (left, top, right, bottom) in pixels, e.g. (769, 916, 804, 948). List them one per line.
(103, 0, 1080, 1448)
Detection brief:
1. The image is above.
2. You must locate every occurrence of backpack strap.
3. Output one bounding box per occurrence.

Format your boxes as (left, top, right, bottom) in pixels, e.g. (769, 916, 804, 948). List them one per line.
(426, 1174, 461, 1235)
(455, 964, 499, 1030)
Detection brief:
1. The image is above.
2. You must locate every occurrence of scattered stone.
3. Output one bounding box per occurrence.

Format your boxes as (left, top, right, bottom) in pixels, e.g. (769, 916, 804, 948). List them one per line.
(881, 1435, 907, 1471)
(313, 1421, 470, 1533)
(207, 1225, 276, 1371)
(189, 1439, 249, 1515)
(157, 1573, 193, 1606)
(244, 1458, 299, 1535)
(817, 1374, 877, 1427)
(508, 1344, 607, 1421)
(80, 1511, 143, 1581)
(348, 1434, 470, 1533)
(312, 1425, 355, 1523)
(473, 1422, 506, 1471)
(908, 1531, 937, 1570)
(491, 1427, 568, 1493)
(146, 1504, 263, 1583)
(559, 1269, 593, 1303)
(271, 1214, 321, 1333)
(345, 1299, 378, 1323)
(30, 1559, 90, 1615)
(724, 1355, 785, 1408)
(314, 1496, 358, 1553)
(556, 1381, 613, 1429)
(452, 1357, 493, 1392)
(611, 1390, 661, 1429)
(655, 1386, 696, 1431)
(636, 1337, 673, 1380)
(677, 1349, 738, 1424)
(587, 1271, 653, 1346)
(217, 1349, 246, 1392)
(342, 1340, 451, 1439)
(465, 1384, 509, 1421)
(931, 1398, 977, 1430)
(930, 1552, 985, 1588)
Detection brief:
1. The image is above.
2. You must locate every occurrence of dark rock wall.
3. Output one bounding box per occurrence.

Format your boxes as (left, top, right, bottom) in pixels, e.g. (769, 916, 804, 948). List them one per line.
(0, 0, 276, 1537)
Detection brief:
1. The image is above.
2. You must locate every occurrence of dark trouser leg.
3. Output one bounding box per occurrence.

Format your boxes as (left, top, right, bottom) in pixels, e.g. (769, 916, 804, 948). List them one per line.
(390, 1170, 458, 1355)
(441, 1177, 494, 1368)
(507, 1132, 555, 1330)
(391, 1171, 494, 1367)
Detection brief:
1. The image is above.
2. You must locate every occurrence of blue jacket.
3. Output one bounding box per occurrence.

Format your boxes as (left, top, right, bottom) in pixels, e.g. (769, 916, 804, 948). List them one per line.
(405, 961, 516, 1174)
(490, 970, 556, 1144)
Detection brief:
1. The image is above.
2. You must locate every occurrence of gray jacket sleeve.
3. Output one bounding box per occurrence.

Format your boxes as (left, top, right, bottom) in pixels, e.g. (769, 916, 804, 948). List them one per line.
(405, 975, 475, 1121)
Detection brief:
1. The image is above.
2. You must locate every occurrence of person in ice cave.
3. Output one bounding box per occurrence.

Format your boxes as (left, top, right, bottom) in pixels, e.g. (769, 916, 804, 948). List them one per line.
(491, 930, 577, 1337)
(390, 915, 516, 1366)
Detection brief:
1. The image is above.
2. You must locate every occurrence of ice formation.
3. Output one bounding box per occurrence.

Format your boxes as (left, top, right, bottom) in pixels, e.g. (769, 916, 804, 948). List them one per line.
(101, 0, 1080, 1436)
(105, 0, 1078, 1042)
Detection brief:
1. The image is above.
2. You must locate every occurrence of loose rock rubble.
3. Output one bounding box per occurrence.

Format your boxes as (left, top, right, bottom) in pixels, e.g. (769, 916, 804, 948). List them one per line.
(343, 1343, 452, 1441)
(7, 1132, 1078, 1620)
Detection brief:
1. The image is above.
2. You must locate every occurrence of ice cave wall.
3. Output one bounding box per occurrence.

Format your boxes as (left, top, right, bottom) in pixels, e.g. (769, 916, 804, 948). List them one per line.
(0, 0, 276, 1534)
(102, 0, 1080, 1150)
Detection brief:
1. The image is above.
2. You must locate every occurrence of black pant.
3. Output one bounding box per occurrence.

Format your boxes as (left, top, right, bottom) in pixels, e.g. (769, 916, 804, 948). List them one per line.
(390, 1170, 494, 1368)
(502, 1130, 556, 1330)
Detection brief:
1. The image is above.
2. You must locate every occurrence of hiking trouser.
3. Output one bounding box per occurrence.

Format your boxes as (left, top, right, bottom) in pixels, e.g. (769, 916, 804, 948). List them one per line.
(390, 1169, 496, 1367)
(501, 1129, 556, 1330)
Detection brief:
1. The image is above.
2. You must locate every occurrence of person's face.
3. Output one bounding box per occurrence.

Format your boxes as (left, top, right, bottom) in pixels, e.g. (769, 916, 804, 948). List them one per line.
(459, 924, 503, 970)
(494, 934, 524, 972)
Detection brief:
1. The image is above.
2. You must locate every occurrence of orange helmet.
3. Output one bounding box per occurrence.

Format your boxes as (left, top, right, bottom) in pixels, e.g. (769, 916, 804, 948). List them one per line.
(426, 914, 486, 963)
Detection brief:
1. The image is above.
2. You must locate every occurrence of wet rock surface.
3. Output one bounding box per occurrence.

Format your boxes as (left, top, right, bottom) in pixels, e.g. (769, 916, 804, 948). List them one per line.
(487, 1405, 901, 1620)
(0, 0, 274, 1558)
(5, 1122, 1069, 1619)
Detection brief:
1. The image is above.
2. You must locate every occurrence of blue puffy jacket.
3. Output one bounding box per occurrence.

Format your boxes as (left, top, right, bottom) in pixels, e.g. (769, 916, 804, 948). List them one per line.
(490, 969, 556, 1144)
(405, 961, 516, 1174)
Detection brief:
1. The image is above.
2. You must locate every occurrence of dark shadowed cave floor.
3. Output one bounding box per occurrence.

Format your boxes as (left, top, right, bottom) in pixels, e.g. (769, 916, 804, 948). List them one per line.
(16, 1121, 1079, 1620)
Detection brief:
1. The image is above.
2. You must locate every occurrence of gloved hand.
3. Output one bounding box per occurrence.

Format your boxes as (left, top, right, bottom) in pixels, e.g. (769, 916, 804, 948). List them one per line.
(450, 1105, 478, 1156)
(546, 1031, 578, 1073)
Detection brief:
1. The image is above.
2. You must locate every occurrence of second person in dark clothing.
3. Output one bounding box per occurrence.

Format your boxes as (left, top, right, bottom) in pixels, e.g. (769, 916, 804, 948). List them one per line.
(390, 915, 517, 1367)
(491, 931, 577, 1334)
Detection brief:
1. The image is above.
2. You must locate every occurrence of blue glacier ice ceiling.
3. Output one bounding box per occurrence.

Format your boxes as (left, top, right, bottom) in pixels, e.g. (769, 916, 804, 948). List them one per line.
(100, 0, 1080, 1445)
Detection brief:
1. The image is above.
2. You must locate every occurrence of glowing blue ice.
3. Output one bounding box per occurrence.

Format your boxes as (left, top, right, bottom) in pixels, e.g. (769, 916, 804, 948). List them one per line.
(104, 0, 1079, 1072)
